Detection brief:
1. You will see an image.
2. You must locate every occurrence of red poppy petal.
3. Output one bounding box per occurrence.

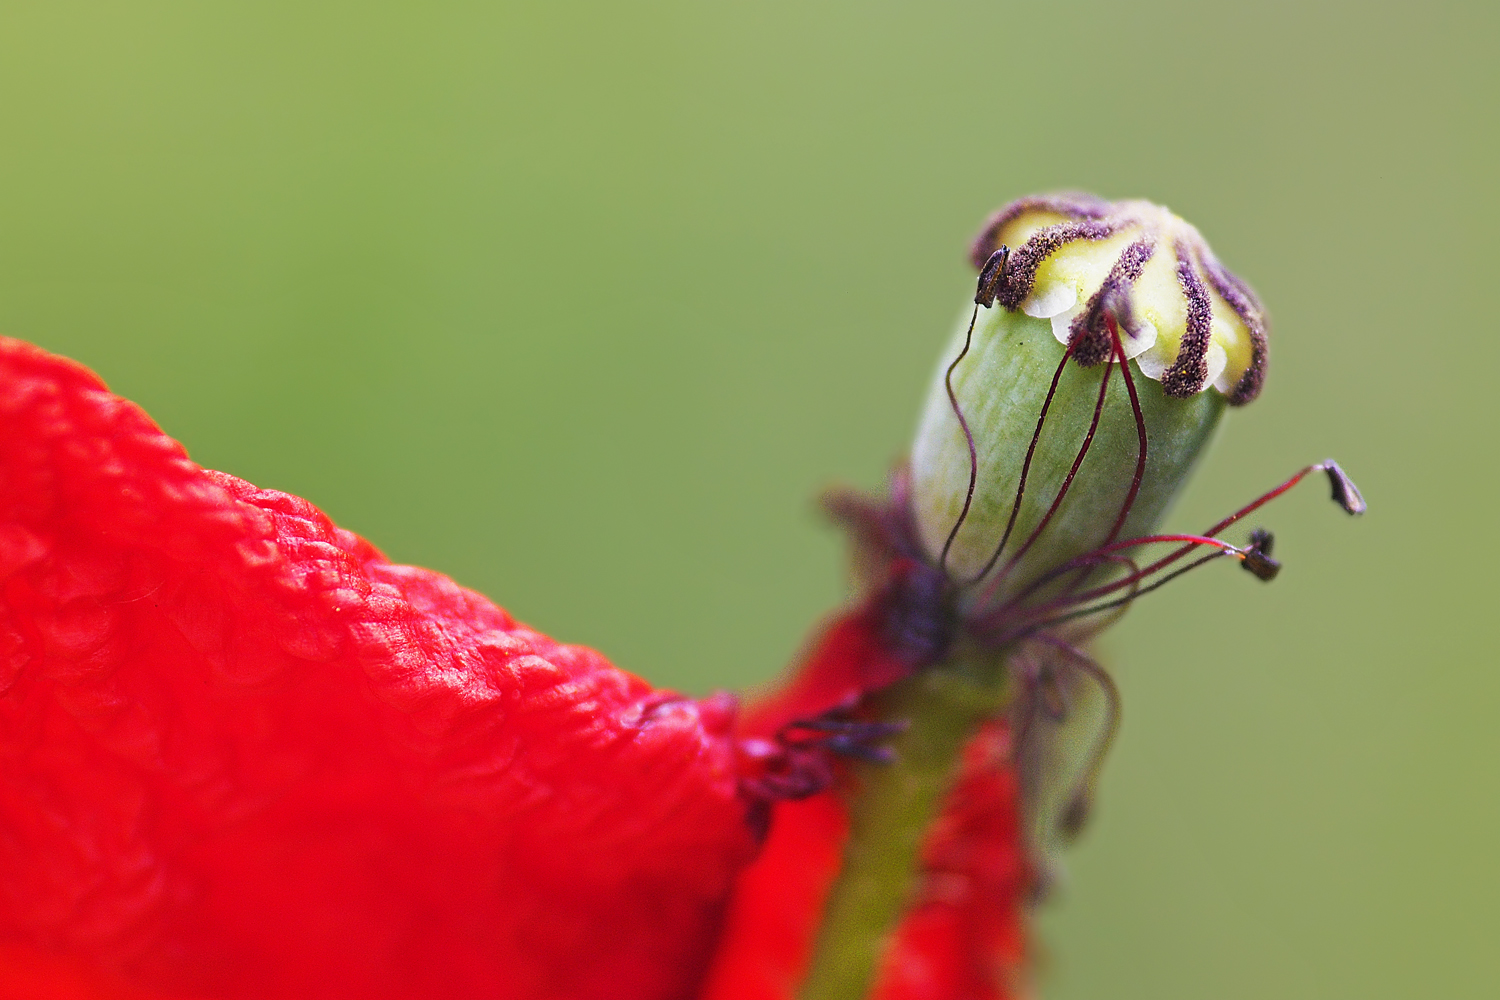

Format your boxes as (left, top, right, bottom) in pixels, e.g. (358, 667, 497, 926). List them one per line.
(870, 720, 1029, 1000)
(0, 338, 758, 999)
(697, 795, 848, 1000)
(699, 614, 867, 1000)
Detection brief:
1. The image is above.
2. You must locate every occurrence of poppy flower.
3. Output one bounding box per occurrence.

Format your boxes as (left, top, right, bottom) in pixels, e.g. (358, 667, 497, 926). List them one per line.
(0, 332, 1029, 1000)
(0, 195, 1362, 1000)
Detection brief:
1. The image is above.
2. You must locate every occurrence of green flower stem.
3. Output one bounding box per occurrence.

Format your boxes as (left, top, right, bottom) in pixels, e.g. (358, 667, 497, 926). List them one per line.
(797, 651, 1013, 1000)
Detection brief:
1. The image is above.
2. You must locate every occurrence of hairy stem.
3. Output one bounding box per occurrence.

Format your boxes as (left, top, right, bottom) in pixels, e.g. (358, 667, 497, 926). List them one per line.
(797, 653, 1012, 1000)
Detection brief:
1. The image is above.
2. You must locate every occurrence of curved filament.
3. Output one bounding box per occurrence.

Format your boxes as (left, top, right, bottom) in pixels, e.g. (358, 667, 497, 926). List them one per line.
(938, 304, 983, 574)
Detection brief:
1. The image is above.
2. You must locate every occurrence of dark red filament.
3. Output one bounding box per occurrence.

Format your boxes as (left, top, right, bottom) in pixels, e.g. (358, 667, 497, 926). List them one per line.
(938, 303, 983, 574)
(983, 356, 1114, 591)
(1028, 633, 1121, 838)
(1100, 316, 1148, 548)
(963, 342, 1077, 588)
(982, 460, 1358, 643)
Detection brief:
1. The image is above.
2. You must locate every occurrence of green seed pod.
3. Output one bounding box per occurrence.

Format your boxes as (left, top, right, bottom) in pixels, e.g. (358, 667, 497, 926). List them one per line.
(910, 195, 1267, 607)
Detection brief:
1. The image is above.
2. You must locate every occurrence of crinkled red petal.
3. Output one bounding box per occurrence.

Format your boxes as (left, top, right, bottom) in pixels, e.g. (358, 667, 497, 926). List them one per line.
(0, 338, 759, 1000)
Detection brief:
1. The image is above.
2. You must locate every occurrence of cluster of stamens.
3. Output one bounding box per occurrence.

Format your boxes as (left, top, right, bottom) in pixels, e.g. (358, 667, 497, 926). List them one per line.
(908, 197, 1364, 843)
(941, 198, 1360, 634)
(750, 197, 1365, 848)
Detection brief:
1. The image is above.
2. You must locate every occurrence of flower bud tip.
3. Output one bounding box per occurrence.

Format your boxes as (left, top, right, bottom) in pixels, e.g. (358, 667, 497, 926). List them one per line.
(971, 195, 1269, 403)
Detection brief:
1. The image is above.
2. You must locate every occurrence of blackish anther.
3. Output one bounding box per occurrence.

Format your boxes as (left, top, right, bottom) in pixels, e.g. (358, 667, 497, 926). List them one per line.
(1035, 665, 1069, 722)
(1247, 526, 1274, 556)
(1323, 460, 1367, 515)
(1058, 792, 1093, 840)
(975, 246, 1009, 308)
(1240, 528, 1281, 581)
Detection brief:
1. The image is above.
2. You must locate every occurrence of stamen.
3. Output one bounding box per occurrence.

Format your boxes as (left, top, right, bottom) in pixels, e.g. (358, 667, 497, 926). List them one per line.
(1028, 635, 1121, 840)
(938, 303, 983, 574)
(1035, 665, 1069, 722)
(940, 246, 1016, 575)
(823, 487, 902, 559)
(1014, 551, 1228, 639)
(1161, 241, 1214, 398)
(1048, 315, 1149, 601)
(975, 245, 1009, 308)
(1323, 460, 1367, 514)
(992, 459, 1364, 638)
(1100, 316, 1149, 548)
(974, 551, 1144, 644)
(1047, 463, 1325, 610)
(1007, 647, 1043, 798)
(974, 534, 1243, 639)
(1200, 460, 1363, 537)
(781, 715, 909, 766)
(1239, 528, 1280, 581)
(741, 709, 912, 811)
(1033, 534, 1245, 586)
(962, 342, 1076, 586)
(985, 357, 1115, 587)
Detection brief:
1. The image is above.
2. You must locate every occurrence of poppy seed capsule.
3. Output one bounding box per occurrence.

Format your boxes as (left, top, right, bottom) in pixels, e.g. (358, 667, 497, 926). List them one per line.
(911, 195, 1267, 605)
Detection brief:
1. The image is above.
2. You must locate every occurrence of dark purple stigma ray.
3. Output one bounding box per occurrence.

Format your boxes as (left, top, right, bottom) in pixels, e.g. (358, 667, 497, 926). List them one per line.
(996, 221, 1116, 310)
(1200, 252, 1269, 406)
(1067, 238, 1155, 367)
(1161, 240, 1215, 398)
(969, 193, 1112, 269)
(962, 342, 1077, 588)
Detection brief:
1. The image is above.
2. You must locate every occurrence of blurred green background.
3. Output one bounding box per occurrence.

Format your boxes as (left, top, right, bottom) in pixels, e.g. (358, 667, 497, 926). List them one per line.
(2, 1, 1494, 997)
